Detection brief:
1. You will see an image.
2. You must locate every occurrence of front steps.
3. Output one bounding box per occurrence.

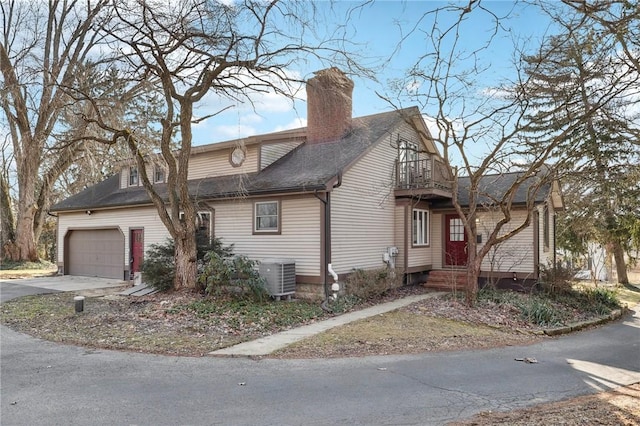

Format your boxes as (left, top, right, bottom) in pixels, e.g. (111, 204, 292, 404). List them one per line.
(423, 269, 469, 291)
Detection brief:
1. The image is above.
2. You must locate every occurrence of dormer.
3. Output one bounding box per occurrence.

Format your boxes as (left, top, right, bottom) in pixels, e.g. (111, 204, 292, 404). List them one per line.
(119, 160, 167, 189)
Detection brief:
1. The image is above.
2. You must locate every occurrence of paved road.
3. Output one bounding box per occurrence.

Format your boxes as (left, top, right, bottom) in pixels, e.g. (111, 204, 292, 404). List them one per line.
(2, 302, 638, 425)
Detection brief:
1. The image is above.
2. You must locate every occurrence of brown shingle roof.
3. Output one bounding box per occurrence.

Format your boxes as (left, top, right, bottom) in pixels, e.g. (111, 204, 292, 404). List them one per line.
(50, 107, 415, 212)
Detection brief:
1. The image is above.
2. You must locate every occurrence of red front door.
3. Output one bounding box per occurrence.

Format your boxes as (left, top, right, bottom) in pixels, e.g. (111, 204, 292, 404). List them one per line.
(130, 229, 144, 274)
(445, 215, 468, 266)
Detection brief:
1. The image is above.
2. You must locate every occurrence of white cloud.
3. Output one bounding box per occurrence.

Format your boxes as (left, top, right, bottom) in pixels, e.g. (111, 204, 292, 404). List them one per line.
(212, 123, 258, 140)
(421, 114, 464, 144)
(406, 80, 422, 94)
(480, 87, 511, 99)
(272, 117, 307, 132)
(192, 67, 305, 127)
(239, 114, 264, 125)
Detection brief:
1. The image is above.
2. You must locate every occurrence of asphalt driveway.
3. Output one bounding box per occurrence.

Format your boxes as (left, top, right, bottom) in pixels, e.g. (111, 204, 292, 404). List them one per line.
(0, 275, 126, 302)
(1, 300, 639, 425)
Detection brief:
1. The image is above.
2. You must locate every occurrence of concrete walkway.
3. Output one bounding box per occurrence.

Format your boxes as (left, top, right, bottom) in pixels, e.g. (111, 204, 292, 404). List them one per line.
(211, 292, 444, 356)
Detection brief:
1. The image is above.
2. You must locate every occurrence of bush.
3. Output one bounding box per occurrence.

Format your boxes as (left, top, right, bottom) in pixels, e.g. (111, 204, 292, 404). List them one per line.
(141, 240, 175, 292)
(198, 252, 268, 303)
(344, 268, 402, 300)
(517, 297, 565, 326)
(558, 287, 621, 316)
(142, 237, 233, 292)
(477, 287, 521, 305)
(538, 262, 576, 295)
(325, 294, 361, 314)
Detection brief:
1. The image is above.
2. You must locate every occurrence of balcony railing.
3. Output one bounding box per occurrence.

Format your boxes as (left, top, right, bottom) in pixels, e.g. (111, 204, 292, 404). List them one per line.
(395, 158, 452, 193)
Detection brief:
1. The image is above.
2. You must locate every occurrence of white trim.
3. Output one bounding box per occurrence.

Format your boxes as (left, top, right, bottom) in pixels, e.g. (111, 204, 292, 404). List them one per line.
(254, 201, 279, 233)
(128, 166, 139, 186)
(153, 165, 166, 184)
(412, 208, 429, 246)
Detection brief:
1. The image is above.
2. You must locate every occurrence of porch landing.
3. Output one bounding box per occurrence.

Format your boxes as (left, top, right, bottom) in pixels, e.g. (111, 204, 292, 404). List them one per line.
(423, 269, 470, 291)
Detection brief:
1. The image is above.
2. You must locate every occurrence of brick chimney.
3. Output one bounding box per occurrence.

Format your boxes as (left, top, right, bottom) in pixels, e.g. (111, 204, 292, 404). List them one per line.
(306, 67, 354, 144)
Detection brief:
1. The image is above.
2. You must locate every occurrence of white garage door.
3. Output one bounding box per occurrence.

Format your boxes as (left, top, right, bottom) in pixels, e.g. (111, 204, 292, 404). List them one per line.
(67, 229, 124, 279)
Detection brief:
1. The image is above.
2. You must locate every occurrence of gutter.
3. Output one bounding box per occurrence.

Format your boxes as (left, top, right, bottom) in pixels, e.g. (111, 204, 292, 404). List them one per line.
(314, 172, 342, 302)
(51, 185, 330, 214)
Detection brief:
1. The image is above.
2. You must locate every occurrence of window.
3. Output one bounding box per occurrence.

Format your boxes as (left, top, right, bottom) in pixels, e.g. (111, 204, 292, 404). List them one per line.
(449, 217, 465, 242)
(254, 201, 279, 233)
(129, 166, 139, 186)
(154, 166, 165, 183)
(196, 211, 212, 243)
(179, 211, 213, 242)
(399, 139, 419, 163)
(399, 139, 419, 186)
(412, 209, 429, 246)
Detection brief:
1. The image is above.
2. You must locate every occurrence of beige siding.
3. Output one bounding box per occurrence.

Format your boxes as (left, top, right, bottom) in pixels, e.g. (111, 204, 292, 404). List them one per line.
(477, 210, 536, 275)
(120, 167, 132, 189)
(120, 168, 126, 188)
(330, 130, 406, 275)
(260, 141, 303, 170)
(538, 201, 556, 267)
(188, 145, 259, 180)
(211, 196, 321, 276)
(394, 204, 406, 272)
(405, 204, 435, 269)
(58, 207, 169, 269)
(119, 165, 164, 189)
(431, 212, 443, 269)
(329, 122, 441, 275)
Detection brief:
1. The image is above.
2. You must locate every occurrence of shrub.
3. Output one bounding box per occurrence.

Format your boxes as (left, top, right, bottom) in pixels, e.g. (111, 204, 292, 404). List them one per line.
(198, 252, 268, 303)
(477, 287, 521, 305)
(325, 294, 361, 314)
(538, 262, 576, 296)
(141, 240, 175, 292)
(344, 268, 402, 300)
(569, 287, 620, 315)
(142, 237, 233, 292)
(517, 297, 564, 326)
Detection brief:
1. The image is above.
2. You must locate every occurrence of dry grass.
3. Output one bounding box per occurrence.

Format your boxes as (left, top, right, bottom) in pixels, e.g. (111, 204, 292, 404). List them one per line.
(2, 267, 639, 424)
(272, 304, 541, 359)
(449, 383, 640, 425)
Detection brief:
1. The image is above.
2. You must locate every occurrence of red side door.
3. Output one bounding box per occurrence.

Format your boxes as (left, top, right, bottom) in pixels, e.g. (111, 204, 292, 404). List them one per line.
(445, 215, 468, 266)
(130, 229, 144, 274)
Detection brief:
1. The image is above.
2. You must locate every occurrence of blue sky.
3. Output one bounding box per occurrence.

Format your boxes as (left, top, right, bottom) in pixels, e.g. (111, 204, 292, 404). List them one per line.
(192, 1, 558, 147)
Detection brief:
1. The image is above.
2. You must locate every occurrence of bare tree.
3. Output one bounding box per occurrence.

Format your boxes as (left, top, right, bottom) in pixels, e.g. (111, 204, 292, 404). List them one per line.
(0, 135, 15, 252)
(0, 0, 110, 261)
(82, 0, 356, 290)
(382, 1, 629, 304)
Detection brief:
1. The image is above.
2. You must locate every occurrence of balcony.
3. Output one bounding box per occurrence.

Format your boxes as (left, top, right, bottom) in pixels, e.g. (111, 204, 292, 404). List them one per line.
(395, 158, 453, 199)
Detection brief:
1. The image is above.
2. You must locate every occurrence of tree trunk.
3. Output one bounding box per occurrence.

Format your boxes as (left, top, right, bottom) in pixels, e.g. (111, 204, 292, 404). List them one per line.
(12, 193, 38, 262)
(173, 233, 198, 290)
(465, 239, 480, 306)
(0, 173, 15, 246)
(612, 240, 629, 285)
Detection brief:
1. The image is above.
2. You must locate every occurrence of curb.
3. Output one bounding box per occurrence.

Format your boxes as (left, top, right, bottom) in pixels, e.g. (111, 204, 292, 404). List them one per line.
(542, 308, 625, 336)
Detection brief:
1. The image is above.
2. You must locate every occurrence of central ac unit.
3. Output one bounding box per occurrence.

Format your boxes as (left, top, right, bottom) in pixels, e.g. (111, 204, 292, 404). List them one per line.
(259, 259, 296, 300)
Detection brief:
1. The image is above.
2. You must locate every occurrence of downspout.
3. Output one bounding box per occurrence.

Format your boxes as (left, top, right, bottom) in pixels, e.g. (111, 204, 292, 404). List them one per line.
(315, 172, 342, 309)
(553, 213, 557, 267)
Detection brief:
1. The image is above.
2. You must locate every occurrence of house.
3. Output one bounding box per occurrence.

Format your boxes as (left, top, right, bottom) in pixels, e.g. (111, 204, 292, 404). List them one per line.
(50, 67, 563, 298)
